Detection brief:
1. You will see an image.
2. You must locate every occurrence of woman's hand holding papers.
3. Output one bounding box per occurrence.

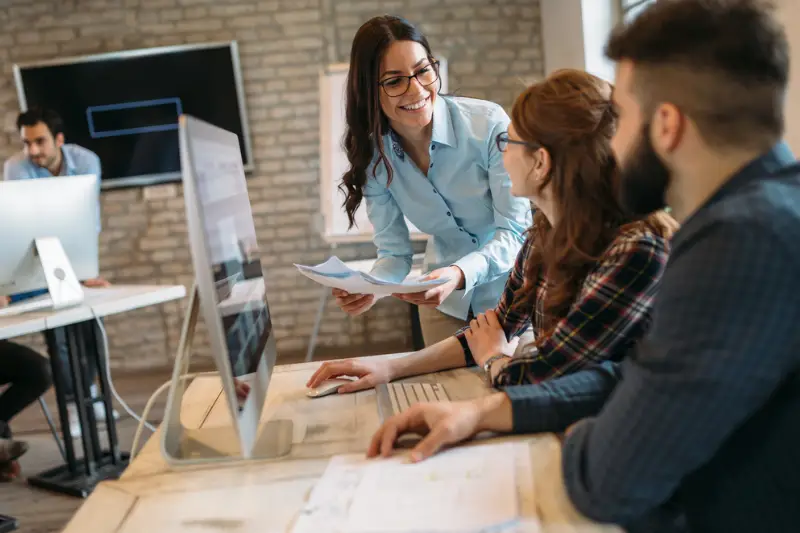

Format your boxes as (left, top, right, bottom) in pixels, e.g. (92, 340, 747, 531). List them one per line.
(394, 266, 464, 308)
(333, 288, 376, 316)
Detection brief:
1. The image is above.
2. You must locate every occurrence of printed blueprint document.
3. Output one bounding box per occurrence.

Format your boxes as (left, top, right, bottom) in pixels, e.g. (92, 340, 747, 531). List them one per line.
(292, 442, 539, 533)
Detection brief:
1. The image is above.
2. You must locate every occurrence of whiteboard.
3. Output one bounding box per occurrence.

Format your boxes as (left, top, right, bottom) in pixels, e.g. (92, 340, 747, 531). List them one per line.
(319, 60, 448, 244)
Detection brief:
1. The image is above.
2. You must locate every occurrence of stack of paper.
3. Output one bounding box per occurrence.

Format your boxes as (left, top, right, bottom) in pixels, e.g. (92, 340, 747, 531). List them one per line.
(295, 256, 449, 295)
(292, 443, 536, 533)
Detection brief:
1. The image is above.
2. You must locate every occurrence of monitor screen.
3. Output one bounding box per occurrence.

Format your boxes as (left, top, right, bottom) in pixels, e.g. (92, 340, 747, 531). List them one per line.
(14, 42, 252, 189)
(188, 128, 274, 406)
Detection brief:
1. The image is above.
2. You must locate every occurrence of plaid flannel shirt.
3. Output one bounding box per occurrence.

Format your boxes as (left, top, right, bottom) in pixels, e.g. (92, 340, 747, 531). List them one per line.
(455, 220, 670, 386)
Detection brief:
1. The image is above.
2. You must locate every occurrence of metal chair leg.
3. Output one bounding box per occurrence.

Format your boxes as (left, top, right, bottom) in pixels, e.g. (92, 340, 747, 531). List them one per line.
(305, 288, 329, 362)
(38, 396, 67, 462)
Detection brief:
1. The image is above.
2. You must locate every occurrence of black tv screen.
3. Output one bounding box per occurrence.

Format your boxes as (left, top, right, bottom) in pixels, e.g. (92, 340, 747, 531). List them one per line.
(13, 42, 253, 189)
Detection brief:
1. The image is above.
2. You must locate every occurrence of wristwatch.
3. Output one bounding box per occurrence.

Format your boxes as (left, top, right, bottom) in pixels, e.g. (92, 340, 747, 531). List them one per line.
(482, 354, 510, 375)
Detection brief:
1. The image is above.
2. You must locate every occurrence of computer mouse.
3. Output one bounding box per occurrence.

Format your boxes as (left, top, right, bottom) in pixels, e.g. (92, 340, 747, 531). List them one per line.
(306, 378, 353, 398)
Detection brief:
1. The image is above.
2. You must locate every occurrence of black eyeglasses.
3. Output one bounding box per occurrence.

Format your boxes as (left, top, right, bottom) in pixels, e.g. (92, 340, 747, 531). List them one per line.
(495, 131, 537, 152)
(378, 61, 441, 97)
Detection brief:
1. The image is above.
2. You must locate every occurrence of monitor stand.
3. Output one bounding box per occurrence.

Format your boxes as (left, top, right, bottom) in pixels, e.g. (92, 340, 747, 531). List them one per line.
(160, 283, 293, 467)
(34, 237, 85, 309)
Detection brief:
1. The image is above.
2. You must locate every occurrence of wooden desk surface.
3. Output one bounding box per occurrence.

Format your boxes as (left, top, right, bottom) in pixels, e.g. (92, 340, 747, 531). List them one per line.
(63, 358, 620, 533)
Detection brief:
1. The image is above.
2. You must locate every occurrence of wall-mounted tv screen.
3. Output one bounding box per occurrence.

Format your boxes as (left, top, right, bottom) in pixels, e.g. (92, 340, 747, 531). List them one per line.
(13, 41, 253, 190)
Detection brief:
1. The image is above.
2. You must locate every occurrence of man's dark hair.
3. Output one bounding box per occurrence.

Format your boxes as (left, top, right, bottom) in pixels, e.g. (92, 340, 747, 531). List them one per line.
(606, 0, 789, 150)
(16, 107, 65, 138)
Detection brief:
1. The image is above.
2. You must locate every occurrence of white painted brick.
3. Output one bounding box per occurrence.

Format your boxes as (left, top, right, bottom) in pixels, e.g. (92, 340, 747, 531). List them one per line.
(275, 10, 320, 25)
(16, 33, 40, 45)
(257, 1, 281, 11)
(226, 14, 274, 29)
(281, 23, 324, 37)
(160, 8, 182, 21)
(175, 19, 222, 32)
(184, 6, 208, 18)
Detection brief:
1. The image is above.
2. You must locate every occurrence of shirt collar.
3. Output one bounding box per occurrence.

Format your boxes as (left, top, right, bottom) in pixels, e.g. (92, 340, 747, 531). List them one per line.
(59, 146, 74, 176)
(431, 95, 456, 149)
(387, 96, 457, 161)
(704, 141, 796, 209)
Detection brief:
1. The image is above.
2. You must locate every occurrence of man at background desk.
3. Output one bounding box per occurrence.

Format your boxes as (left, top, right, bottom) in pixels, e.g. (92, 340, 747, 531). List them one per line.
(4, 107, 100, 184)
(3, 106, 114, 437)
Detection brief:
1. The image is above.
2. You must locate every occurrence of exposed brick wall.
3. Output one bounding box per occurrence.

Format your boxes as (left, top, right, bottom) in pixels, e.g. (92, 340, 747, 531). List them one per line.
(0, 0, 543, 370)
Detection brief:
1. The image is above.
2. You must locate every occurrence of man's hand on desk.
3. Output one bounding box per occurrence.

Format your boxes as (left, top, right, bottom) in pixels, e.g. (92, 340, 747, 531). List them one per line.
(368, 392, 514, 462)
(393, 266, 464, 307)
(0, 296, 9, 308)
(306, 357, 394, 393)
(82, 277, 111, 288)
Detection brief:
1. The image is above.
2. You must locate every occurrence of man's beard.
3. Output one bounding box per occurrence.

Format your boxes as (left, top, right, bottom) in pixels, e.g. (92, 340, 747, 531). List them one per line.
(618, 123, 671, 217)
(31, 155, 54, 169)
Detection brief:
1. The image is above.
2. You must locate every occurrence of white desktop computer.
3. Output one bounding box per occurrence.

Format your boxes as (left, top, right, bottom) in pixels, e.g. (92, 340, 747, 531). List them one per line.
(161, 115, 292, 465)
(0, 174, 99, 314)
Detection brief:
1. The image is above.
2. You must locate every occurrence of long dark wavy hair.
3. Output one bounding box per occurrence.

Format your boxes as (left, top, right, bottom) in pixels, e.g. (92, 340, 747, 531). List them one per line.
(511, 69, 677, 341)
(339, 16, 436, 228)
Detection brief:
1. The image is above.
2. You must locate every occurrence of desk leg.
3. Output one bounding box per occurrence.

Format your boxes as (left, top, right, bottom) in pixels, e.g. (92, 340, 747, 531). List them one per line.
(305, 287, 329, 363)
(27, 322, 129, 498)
(68, 324, 98, 476)
(43, 328, 77, 473)
(88, 321, 122, 464)
(410, 304, 425, 351)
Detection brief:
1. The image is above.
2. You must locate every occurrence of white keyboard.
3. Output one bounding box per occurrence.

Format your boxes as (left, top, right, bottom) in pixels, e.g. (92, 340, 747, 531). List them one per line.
(379, 382, 449, 419)
(0, 295, 54, 317)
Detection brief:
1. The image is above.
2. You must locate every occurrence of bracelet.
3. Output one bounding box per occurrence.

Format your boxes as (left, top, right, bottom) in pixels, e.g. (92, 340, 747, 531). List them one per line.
(482, 354, 511, 375)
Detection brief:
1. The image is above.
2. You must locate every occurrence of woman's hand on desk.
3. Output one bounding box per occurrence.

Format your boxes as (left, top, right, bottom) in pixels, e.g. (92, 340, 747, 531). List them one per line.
(393, 266, 464, 307)
(368, 393, 514, 462)
(234, 379, 250, 400)
(332, 289, 376, 316)
(465, 310, 518, 368)
(306, 358, 394, 393)
(0, 296, 8, 308)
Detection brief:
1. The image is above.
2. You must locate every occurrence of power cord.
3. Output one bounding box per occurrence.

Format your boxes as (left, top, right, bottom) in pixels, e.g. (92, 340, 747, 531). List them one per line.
(129, 371, 218, 459)
(91, 311, 220, 459)
(92, 314, 157, 433)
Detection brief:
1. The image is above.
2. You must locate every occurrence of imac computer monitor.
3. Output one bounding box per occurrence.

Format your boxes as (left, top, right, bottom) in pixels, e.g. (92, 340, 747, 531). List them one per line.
(178, 115, 277, 459)
(0, 174, 99, 297)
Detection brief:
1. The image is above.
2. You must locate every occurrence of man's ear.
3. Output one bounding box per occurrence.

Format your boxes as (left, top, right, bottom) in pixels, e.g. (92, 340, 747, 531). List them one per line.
(651, 102, 685, 154)
(54, 132, 65, 148)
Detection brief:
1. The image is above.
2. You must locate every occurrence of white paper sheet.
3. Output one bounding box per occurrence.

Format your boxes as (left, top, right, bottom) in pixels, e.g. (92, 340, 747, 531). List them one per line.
(294, 256, 450, 295)
(292, 443, 534, 533)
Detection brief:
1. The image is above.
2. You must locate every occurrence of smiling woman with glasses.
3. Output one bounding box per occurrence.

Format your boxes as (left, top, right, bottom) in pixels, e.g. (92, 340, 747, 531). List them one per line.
(332, 15, 532, 347)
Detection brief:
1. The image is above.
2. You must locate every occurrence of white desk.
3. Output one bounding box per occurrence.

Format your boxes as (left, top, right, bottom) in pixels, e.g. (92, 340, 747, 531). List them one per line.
(62, 359, 620, 533)
(0, 285, 186, 341)
(0, 284, 186, 497)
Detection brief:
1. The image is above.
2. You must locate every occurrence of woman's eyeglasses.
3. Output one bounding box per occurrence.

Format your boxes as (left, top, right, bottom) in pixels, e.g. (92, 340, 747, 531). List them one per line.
(495, 131, 537, 153)
(379, 61, 441, 97)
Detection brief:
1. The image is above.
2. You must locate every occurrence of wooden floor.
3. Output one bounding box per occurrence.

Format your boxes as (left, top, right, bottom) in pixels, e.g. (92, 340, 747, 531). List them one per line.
(0, 368, 175, 533)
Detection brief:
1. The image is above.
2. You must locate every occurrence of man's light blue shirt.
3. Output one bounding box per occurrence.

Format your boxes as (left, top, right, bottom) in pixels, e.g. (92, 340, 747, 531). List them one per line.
(364, 95, 532, 320)
(3, 143, 102, 231)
